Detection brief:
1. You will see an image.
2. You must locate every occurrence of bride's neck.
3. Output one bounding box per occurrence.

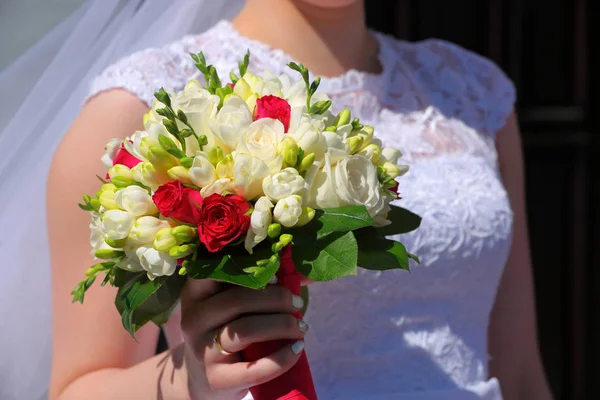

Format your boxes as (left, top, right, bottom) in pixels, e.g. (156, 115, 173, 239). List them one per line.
(231, 0, 380, 77)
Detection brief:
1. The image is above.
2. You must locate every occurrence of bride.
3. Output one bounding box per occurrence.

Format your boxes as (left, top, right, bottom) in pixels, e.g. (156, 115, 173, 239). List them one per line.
(0, 0, 553, 399)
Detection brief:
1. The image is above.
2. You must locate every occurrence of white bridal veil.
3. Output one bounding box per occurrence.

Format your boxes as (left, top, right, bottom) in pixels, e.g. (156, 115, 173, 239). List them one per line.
(0, 1, 243, 398)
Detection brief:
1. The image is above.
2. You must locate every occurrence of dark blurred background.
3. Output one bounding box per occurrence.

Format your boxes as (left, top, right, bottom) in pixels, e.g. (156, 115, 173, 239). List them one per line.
(366, 1, 598, 399)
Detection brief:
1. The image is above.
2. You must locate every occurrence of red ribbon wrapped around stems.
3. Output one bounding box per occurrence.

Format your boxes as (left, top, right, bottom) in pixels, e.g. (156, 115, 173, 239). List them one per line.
(241, 245, 318, 400)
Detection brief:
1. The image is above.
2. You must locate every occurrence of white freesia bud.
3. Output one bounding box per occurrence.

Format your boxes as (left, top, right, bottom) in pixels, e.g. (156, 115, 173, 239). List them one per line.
(101, 138, 123, 169)
(278, 74, 307, 108)
(101, 210, 135, 241)
(129, 216, 171, 244)
(356, 125, 374, 149)
(233, 77, 253, 100)
(167, 166, 192, 184)
(262, 168, 306, 201)
(131, 162, 171, 191)
(119, 240, 145, 272)
(335, 155, 386, 219)
(234, 153, 270, 200)
(273, 195, 303, 228)
(378, 147, 403, 165)
(189, 154, 217, 188)
(381, 162, 410, 179)
(244, 196, 274, 253)
(98, 183, 119, 210)
(89, 214, 113, 255)
(200, 178, 236, 197)
(114, 186, 158, 217)
(209, 96, 253, 150)
(138, 246, 177, 280)
(242, 72, 264, 94)
(359, 144, 382, 163)
(237, 118, 285, 164)
(153, 228, 178, 252)
(108, 164, 133, 187)
(216, 154, 234, 179)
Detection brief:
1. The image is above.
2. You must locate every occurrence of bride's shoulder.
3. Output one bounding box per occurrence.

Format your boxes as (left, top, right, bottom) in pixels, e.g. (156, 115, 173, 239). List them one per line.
(86, 25, 227, 107)
(380, 34, 516, 134)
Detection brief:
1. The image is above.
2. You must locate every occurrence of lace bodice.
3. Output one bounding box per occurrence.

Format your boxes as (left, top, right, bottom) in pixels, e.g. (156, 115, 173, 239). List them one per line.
(89, 20, 515, 399)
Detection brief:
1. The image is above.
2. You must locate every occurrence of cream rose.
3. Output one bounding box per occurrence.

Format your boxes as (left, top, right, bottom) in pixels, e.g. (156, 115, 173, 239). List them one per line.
(236, 118, 285, 164)
(209, 96, 253, 150)
(335, 155, 386, 220)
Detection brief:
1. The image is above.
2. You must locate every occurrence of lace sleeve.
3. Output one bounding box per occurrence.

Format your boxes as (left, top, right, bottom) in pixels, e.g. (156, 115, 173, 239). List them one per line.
(418, 40, 517, 136)
(86, 44, 198, 107)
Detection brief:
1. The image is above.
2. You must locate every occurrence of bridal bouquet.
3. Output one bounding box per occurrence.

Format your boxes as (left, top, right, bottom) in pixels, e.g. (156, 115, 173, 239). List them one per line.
(73, 51, 421, 400)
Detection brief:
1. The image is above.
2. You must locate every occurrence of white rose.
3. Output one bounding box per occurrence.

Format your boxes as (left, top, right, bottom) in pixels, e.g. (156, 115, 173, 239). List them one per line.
(262, 168, 306, 201)
(237, 118, 285, 164)
(189, 154, 217, 188)
(101, 210, 135, 241)
(209, 96, 253, 150)
(234, 153, 270, 200)
(129, 216, 171, 244)
(335, 155, 386, 219)
(273, 195, 303, 227)
(114, 186, 158, 217)
(137, 246, 177, 280)
(322, 131, 349, 164)
(244, 196, 274, 253)
(373, 199, 392, 227)
(101, 138, 123, 169)
(305, 153, 341, 210)
(200, 178, 236, 197)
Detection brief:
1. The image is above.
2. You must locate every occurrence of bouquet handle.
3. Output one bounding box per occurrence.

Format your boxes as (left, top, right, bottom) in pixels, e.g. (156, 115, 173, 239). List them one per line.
(241, 246, 317, 400)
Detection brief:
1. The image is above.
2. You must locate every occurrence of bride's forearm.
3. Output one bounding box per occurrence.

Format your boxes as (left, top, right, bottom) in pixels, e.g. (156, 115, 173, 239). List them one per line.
(55, 344, 191, 400)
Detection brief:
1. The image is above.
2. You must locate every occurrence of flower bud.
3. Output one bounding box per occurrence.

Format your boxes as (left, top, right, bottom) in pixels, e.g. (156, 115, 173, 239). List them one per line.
(357, 125, 374, 148)
(267, 223, 282, 239)
(298, 153, 315, 173)
(105, 237, 127, 249)
(382, 162, 409, 179)
(171, 226, 197, 243)
(296, 207, 316, 227)
(272, 241, 285, 253)
(132, 162, 171, 191)
(278, 137, 299, 167)
(216, 154, 234, 179)
(94, 249, 125, 260)
(167, 166, 192, 184)
(279, 234, 293, 247)
(169, 244, 196, 258)
(346, 136, 363, 155)
(269, 254, 279, 263)
(108, 165, 133, 188)
(153, 228, 178, 252)
(147, 145, 177, 171)
(233, 77, 253, 100)
(359, 144, 382, 163)
(335, 109, 351, 127)
(208, 146, 225, 165)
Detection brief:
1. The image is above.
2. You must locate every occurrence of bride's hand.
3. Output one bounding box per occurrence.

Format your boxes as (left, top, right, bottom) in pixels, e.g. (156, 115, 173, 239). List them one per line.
(180, 279, 309, 400)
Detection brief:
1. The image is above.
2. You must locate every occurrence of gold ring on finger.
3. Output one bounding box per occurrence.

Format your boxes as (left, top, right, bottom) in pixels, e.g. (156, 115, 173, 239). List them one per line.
(212, 326, 234, 356)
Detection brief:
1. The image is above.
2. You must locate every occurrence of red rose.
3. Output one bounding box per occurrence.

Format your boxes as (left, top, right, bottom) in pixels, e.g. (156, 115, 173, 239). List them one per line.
(113, 144, 142, 169)
(152, 181, 203, 224)
(254, 95, 291, 132)
(198, 194, 251, 253)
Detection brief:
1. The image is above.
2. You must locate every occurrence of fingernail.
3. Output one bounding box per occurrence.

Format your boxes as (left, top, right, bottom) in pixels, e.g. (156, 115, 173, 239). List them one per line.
(268, 275, 278, 285)
(298, 319, 310, 333)
(292, 294, 304, 309)
(291, 340, 305, 354)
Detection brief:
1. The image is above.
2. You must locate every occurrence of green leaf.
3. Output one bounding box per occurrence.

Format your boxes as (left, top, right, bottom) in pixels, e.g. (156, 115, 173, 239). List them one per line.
(408, 252, 421, 264)
(292, 231, 358, 282)
(375, 205, 422, 236)
(187, 245, 279, 289)
(115, 272, 186, 337)
(292, 206, 373, 244)
(355, 228, 410, 271)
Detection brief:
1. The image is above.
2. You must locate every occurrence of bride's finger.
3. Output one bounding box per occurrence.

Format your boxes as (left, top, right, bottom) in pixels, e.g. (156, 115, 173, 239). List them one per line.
(217, 314, 309, 354)
(207, 341, 305, 391)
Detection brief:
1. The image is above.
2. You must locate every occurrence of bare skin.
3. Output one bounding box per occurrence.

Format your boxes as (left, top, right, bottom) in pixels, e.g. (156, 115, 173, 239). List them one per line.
(48, 1, 552, 399)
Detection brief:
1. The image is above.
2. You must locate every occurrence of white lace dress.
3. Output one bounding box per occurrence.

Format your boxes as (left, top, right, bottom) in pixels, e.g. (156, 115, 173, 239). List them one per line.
(89, 20, 515, 400)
